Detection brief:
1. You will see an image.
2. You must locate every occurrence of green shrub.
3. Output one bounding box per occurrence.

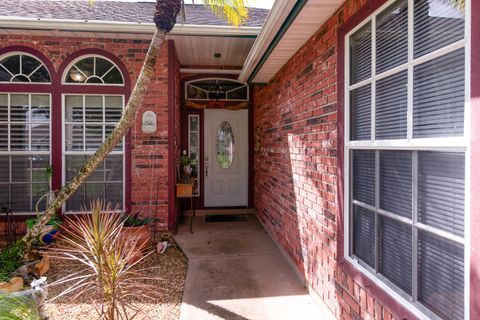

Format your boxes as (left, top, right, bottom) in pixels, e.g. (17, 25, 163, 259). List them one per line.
(0, 243, 25, 282)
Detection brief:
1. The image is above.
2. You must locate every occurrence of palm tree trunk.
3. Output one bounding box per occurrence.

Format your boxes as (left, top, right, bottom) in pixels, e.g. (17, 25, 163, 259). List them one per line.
(20, 29, 166, 250)
(19, 0, 247, 253)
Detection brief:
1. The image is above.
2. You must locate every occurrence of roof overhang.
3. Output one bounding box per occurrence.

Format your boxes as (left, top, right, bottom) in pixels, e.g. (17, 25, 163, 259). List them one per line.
(0, 16, 261, 71)
(238, 0, 344, 84)
(0, 16, 261, 37)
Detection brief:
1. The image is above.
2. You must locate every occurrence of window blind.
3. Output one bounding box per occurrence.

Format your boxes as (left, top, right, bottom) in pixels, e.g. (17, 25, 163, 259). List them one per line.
(350, 22, 372, 84)
(418, 231, 464, 320)
(380, 151, 412, 218)
(0, 93, 51, 213)
(414, 0, 465, 58)
(376, 71, 408, 139)
(413, 48, 465, 138)
(350, 85, 371, 141)
(352, 150, 375, 206)
(353, 205, 376, 268)
(379, 216, 412, 295)
(376, 0, 408, 73)
(418, 151, 465, 237)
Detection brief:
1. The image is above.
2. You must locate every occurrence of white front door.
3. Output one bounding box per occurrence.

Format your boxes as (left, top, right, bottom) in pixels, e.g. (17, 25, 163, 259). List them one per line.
(204, 109, 248, 207)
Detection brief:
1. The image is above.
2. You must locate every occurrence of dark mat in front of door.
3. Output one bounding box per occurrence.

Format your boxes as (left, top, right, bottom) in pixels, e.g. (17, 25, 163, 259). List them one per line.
(205, 214, 248, 223)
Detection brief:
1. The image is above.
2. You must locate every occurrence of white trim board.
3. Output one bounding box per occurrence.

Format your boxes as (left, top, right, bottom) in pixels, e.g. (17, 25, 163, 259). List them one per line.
(0, 17, 261, 37)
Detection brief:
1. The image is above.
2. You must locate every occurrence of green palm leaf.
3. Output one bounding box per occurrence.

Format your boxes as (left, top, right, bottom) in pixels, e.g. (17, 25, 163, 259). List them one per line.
(205, 0, 249, 27)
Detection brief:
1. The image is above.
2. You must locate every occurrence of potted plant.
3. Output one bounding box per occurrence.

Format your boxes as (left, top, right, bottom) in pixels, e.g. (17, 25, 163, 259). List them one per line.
(176, 152, 195, 197)
(120, 212, 153, 263)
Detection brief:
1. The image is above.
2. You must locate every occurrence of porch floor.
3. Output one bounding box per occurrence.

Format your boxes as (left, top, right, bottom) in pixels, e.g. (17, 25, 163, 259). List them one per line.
(174, 214, 334, 320)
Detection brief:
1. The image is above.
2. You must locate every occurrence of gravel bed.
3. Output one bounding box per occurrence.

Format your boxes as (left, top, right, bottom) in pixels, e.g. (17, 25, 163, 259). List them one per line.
(44, 244, 187, 320)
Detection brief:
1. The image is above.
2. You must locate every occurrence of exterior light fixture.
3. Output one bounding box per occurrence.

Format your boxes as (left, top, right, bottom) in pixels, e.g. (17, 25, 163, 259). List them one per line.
(209, 53, 225, 100)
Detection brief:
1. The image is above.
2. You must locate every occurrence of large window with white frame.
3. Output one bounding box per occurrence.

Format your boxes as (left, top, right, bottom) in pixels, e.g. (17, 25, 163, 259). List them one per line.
(62, 55, 125, 212)
(0, 52, 51, 213)
(63, 94, 124, 212)
(0, 93, 51, 213)
(345, 1, 467, 320)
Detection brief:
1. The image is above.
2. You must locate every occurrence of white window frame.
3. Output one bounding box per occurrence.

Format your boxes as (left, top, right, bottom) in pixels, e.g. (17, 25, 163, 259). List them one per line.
(0, 92, 52, 215)
(61, 94, 125, 213)
(61, 55, 125, 86)
(0, 52, 51, 84)
(188, 114, 200, 197)
(343, 0, 471, 319)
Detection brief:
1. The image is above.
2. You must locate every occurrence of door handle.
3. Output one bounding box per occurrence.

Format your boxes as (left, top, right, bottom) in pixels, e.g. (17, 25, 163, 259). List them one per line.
(205, 157, 209, 177)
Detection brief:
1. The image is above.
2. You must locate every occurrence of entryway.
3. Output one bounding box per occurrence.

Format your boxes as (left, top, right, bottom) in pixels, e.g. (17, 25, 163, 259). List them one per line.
(174, 214, 335, 320)
(180, 77, 252, 211)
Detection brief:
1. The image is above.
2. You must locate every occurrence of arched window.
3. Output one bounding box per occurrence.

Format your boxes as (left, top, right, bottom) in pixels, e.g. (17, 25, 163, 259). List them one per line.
(185, 78, 248, 101)
(63, 56, 124, 85)
(0, 52, 51, 213)
(62, 55, 125, 212)
(0, 53, 51, 83)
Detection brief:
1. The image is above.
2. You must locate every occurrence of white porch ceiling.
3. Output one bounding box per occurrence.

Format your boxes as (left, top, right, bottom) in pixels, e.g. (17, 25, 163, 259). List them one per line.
(170, 35, 256, 68)
(239, 0, 344, 83)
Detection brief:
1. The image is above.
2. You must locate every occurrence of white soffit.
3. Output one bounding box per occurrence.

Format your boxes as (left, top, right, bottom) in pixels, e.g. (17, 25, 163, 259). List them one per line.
(170, 35, 256, 68)
(240, 0, 343, 84)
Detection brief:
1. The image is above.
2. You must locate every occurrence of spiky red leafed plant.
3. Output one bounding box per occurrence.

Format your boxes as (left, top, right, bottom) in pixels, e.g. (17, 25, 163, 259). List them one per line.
(46, 200, 159, 320)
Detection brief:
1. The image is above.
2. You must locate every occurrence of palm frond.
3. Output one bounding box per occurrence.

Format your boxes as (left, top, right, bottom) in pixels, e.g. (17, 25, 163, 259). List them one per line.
(205, 0, 249, 27)
(437, 0, 465, 13)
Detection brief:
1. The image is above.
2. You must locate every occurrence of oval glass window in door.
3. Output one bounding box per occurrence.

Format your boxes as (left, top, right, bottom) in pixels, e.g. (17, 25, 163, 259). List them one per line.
(217, 121, 234, 169)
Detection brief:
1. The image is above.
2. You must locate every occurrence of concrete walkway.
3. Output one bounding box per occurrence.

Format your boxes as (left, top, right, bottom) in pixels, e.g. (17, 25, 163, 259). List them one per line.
(174, 214, 335, 320)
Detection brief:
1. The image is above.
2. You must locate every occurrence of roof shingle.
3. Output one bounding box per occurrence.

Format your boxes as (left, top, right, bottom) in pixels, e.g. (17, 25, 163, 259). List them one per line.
(0, 0, 269, 27)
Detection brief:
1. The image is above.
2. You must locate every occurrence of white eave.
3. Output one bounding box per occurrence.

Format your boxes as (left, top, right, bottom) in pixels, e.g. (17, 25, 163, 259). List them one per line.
(0, 16, 261, 37)
(237, 0, 297, 83)
(238, 0, 344, 84)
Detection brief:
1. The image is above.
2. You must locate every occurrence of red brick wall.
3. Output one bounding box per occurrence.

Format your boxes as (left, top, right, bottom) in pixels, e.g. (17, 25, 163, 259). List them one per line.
(252, 0, 402, 319)
(0, 33, 171, 231)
